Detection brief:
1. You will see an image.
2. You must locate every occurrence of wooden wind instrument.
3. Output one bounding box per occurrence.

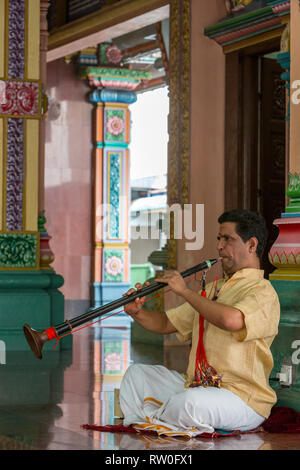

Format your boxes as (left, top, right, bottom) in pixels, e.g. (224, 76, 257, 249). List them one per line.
(23, 258, 218, 359)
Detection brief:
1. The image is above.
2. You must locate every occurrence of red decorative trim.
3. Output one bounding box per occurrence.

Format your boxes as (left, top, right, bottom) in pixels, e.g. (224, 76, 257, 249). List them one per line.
(271, 1, 290, 15)
(88, 77, 140, 91)
(0, 80, 41, 117)
(215, 17, 281, 45)
(269, 217, 300, 265)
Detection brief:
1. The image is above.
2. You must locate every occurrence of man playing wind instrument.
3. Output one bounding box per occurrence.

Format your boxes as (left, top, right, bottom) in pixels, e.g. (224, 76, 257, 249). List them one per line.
(119, 210, 280, 438)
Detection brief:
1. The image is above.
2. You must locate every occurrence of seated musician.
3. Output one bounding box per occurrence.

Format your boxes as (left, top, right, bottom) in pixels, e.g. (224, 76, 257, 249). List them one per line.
(119, 209, 280, 438)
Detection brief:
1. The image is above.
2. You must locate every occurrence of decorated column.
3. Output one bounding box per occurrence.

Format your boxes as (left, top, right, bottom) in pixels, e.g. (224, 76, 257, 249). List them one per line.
(269, 18, 299, 280)
(78, 43, 150, 322)
(268, 12, 300, 410)
(0, 0, 70, 352)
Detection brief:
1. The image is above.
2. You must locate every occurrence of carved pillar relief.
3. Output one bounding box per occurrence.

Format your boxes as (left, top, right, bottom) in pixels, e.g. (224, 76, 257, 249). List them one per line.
(168, 0, 191, 269)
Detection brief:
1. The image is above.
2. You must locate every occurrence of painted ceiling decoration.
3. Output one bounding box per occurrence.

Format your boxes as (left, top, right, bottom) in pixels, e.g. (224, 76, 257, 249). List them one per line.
(46, 1, 170, 91)
(67, 0, 117, 22)
(225, 0, 255, 14)
(69, 21, 169, 93)
(48, 0, 124, 26)
(206, 1, 290, 53)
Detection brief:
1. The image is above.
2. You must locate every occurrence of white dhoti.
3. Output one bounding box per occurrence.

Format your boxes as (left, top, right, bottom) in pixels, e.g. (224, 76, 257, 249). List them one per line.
(119, 364, 265, 438)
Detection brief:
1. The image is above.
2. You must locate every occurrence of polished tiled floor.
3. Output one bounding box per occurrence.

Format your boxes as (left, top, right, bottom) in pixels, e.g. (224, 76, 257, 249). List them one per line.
(0, 324, 299, 451)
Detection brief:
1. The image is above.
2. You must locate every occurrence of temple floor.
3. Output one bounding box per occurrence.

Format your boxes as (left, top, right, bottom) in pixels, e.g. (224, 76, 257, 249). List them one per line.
(0, 324, 299, 451)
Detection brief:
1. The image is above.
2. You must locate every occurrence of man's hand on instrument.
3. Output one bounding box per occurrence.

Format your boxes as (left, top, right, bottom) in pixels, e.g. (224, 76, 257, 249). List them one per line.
(123, 282, 150, 317)
(156, 270, 189, 296)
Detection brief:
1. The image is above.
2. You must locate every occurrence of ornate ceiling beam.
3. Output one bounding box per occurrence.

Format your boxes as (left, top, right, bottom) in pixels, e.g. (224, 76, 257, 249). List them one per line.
(47, 0, 169, 62)
(205, 1, 289, 53)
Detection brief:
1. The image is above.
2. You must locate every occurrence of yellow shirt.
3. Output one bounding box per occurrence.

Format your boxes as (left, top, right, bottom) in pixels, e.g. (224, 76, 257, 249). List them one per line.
(166, 268, 280, 419)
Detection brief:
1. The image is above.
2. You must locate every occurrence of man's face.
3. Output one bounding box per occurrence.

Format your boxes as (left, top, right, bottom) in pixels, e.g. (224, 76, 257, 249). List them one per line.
(217, 222, 256, 275)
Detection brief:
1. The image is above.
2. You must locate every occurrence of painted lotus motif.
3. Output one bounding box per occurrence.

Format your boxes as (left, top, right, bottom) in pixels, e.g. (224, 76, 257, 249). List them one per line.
(104, 352, 121, 372)
(106, 115, 125, 136)
(105, 255, 123, 277)
(105, 45, 122, 65)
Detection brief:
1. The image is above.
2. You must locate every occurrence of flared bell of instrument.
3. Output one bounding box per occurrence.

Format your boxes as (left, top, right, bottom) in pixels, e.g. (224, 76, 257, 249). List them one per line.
(23, 324, 49, 359)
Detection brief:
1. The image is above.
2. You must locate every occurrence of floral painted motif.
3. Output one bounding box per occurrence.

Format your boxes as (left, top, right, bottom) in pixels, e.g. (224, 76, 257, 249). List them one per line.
(106, 115, 125, 136)
(103, 341, 123, 374)
(0, 81, 40, 117)
(105, 45, 122, 65)
(107, 152, 121, 239)
(104, 352, 122, 372)
(105, 109, 126, 143)
(105, 255, 123, 277)
(0, 233, 38, 268)
(104, 250, 124, 282)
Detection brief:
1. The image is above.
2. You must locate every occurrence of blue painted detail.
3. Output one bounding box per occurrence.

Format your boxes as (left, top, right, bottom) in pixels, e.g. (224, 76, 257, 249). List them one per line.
(108, 153, 121, 239)
(89, 88, 137, 104)
(281, 212, 300, 218)
(94, 142, 129, 148)
(104, 142, 129, 148)
(77, 55, 98, 65)
(277, 51, 290, 121)
(92, 281, 131, 327)
(93, 282, 131, 305)
(102, 148, 126, 244)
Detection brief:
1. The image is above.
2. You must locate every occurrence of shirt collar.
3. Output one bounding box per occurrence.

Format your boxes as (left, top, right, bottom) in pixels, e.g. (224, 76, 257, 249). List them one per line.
(224, 268, 264, 282)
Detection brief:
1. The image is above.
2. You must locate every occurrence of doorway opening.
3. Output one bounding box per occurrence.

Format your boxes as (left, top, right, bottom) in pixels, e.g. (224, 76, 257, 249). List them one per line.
(130, 86, 169, 287)
(225, 43, 287, 277)
(259, 54, 286, 276)
(45, 14, 170, 312)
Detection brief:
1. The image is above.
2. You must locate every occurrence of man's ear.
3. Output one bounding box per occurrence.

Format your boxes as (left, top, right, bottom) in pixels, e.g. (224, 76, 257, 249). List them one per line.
(248, 237, 258, 254)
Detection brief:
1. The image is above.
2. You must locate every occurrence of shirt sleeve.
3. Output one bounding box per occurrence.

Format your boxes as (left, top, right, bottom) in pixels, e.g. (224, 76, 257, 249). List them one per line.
(166, 300, 196, 343)
(231, 283, 280, 342)
(165, 281, 217, 342)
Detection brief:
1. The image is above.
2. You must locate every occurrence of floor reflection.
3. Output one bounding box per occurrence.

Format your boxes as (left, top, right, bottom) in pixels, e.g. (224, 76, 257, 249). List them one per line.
(115, 432, 266, 451)
(0, 324, 298, 450)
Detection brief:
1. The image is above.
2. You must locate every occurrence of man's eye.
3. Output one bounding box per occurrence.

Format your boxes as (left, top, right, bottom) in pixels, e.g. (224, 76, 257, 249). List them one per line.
(217, 235, 230, 242)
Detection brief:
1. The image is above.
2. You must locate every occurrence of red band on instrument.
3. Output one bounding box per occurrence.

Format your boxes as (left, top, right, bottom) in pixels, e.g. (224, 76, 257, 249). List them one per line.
(45, 327, 58, 341)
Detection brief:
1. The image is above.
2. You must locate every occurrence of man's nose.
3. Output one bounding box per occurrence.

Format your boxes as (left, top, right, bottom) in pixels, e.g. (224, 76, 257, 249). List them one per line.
(217, 238, 224, 251)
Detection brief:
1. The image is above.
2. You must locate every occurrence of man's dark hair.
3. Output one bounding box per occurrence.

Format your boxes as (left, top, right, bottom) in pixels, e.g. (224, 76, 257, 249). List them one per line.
(218, 209, 268, 260)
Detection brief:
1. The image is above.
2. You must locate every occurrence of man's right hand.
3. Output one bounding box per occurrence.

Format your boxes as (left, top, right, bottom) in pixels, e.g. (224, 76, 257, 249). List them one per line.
(123, 282, 150, 317)
(122, 281, 178, 335)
